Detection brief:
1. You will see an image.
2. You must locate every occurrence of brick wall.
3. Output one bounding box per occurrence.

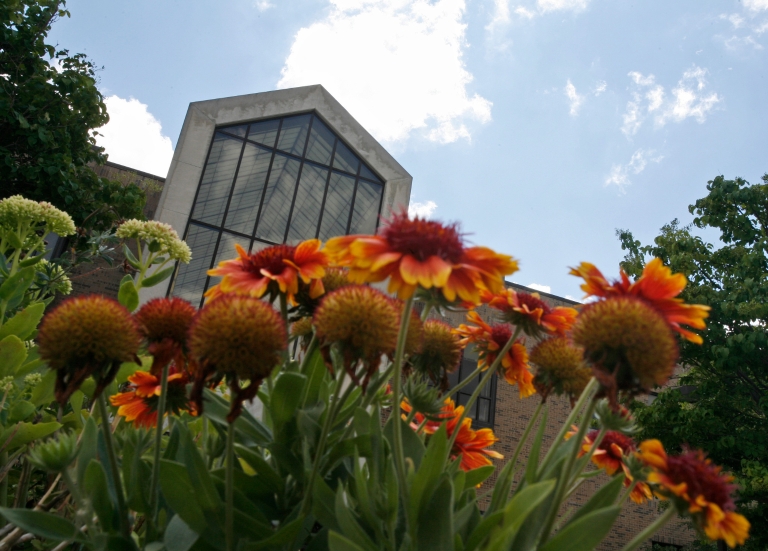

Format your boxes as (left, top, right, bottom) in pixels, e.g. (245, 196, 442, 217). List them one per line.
(427, 284, 695, 551)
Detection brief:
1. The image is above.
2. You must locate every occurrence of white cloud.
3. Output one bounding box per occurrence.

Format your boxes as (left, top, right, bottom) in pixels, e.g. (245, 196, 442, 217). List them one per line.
(720, 13, 745, 28)
(593, 80, 607, 95)
(408, 200, 438, 219)
(723, 35, 764, 50)
(536, 0, 589, 13)
(514, 6, 536, 19)
(564, 79, 584, 116)
(97, 96, 174, 177)
(604, 149, 663, 192)
(278, 0, 492, 145)
(744, 0, 768, 11)
(487, 0, 511, 31)
(527, 283, 551, 293)
(756, 20, 768, 33)
(620, 66, 721, 136)
(254, 0, 273, 11)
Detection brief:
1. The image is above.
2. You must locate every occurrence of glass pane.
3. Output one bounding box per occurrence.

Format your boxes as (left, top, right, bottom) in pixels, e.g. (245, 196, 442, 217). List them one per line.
(223, 143, 272, 235)
(287, 164, 328, 242)
(255, 154, 301, 243)
(248, 119, 280, 148)
(305, 117, 335, 166)
(318, 172, 355, 240)
(349, 180, 383, 234)
(171, 224, 219, 306)
(359, 163, 382, 183)
(332, 140, 359, 175)
(477, 399, 490, 423)
(191, 133, 242, 226)
(480, 379, 491, 397)
(276, 114, 311, 156)
(212, 232, 250, 270)
(219, 123, 249, 138)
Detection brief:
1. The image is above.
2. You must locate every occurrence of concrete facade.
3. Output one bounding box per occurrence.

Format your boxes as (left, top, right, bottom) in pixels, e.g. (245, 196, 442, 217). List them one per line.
(139, 85, 412, 305)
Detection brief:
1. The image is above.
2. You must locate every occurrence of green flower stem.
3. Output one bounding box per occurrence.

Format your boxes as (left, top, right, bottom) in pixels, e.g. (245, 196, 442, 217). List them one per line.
(538, 398, 599, 544)
(97, 394, 131, 538)
(619, 479, 638, 504)
(337, 362, 395, 443)
(446, 326, 522, 456)
(619, 507, 675, 551)
(569, 426, 607, 486)
(539, 377, 599, 474)
(390, 295, 415, 529)
(225, 421, 235, 551)
(439, 365, 482, 401)
(149, 362, 171, 525)
(0, 452, 6, 525)
(299, 364, 346, 517)
(420, 301, 434, 321)
(508, 400, 545, 471)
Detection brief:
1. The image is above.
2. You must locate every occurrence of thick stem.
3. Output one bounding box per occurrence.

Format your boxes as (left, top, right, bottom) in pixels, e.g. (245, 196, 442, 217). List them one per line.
(149, 362, 170, 524)
(620, 507, 675, 551)
(225, 422, 235, 551)
(439, 365, 482, 401)
(97, 394, 130, 538)
(0, 452, 7, 525)
(390, 296, 414, 528)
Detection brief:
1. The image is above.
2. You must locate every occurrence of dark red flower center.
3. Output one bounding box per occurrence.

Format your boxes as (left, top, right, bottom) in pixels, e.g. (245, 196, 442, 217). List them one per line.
(517, 292, 551, 314)
(666, 449, 736, 511)
(591, 430, 636, 459)
(490, 324, 513, 348)
(382, 212, 464, 264)
(244, 244, 296, 275)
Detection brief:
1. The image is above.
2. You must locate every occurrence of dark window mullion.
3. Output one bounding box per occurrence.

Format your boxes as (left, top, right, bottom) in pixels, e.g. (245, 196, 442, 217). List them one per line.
(344, 162, 364, 234)
(373, 179, 386, 234)
(315, 137, 339, 239)
(282, 115, 315, 242)
(197, 228, 224, 309)
(218, 132, 250, 232)
(186, 219, 252, 240)
(250, 118, 284, 241)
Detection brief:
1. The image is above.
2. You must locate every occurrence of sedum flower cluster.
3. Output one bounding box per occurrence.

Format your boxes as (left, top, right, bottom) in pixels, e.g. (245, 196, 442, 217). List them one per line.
(116, 219, 192, 263)
(0, 195, 76, 238)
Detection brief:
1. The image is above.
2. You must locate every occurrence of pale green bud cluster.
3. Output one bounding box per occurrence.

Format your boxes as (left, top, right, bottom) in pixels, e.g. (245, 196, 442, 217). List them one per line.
(116, 219, 192, 263)
(23, 373, 43, 388)
(0, 376, 14, 393)
(0, 195, 76, 236)
(39, 259, 72, 295)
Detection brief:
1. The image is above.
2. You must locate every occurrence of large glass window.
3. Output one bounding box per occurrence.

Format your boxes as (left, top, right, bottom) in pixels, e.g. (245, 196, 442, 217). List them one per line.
(447, 347, 497, 429)
(169, 112, 385, 307)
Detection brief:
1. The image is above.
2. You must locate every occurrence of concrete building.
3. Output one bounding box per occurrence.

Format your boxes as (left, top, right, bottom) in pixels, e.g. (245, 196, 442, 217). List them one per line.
(75, 85, 692, 550)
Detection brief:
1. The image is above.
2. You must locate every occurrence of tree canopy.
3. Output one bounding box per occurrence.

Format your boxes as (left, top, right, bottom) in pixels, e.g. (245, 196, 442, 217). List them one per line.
(619, 174, 768, 549)
(0, 0, 145, 232)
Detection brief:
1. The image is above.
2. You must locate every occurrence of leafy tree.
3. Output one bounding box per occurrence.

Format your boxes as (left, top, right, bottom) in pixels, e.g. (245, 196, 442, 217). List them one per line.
(0, 0, 145, 234)
(618, 174, 768, 550)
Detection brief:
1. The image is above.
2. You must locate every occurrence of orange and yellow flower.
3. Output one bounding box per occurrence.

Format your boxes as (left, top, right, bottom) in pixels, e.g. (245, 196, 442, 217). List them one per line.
(110, 368, 194, 428)
(205, 240, 328, 304)
(325, 212, 517, 303)
(481, 288, 577, 337)
(455, 311, 534, 398)
(569, 259, 709, 343)
(638, 440, 750, 548)
(402, 398, 503, 471)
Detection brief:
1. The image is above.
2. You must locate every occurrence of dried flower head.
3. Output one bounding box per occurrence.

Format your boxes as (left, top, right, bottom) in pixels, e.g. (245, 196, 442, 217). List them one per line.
(0, 195, 76, 237)
(408, 320, 463, 390)
(325, 211, 517, 303)
(313, 285, 399, 389)
(638, 440, 750, 548)
(38, 296, 140, 405)
(135, 297, 197, 374)
(206, 240, 327, 304)
(530, 337, 592, 405)
(110, 368, 194, 428)
(571, 296, 678, 406)
(188, 295, 286, 421)
(116, 219, 192, 263)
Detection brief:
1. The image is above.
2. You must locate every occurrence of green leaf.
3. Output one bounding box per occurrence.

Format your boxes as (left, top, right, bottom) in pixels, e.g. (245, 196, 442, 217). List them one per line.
(158, 460, 208, 531)
(242, 518, 305, 550)
(78, 417, 98, 487)
(122, 244, 141, 270)
(140, 266, 175, 288)
(0, 335, 27, 378)
(502, 480, 556, 534)
(0, 421, 60, 450)
(30, 369, 56, 406)
(538, 506, 620, 551)
(416, 475, 454, 551)
(526, 405, 549, 483)
(0, 302, 45, 341)
(234, 444, 284, 494)
(179, 426, 221, 511)
(464, 465, 494, 491)
(566, 474, 624, 526)
(270, 372, 306, 428)
(8, 400, 35, 423)
(202, 388, 271, 445)
(301, 348, 327, 406)
(328, 531, 366, 551)
(117, 275, 139, 311)
(84, 459, 116, 531)
(409, 424, 449, 525)
(383, 414, 425, 471)
(334, 486, 377, 551)
(0, 508, 84, 542)
(19, 253, 46, 268)
(164, 515, 199, 551)
(464, 511, 504, 551)
(0, 266, 35, 301)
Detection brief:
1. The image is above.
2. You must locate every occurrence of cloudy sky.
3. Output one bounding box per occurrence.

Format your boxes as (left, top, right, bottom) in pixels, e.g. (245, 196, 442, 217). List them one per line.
(50, 0, 767, 299)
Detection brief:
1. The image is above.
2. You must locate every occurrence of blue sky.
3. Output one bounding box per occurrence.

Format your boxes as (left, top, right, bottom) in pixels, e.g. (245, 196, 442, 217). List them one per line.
(49, 0, 768, 300)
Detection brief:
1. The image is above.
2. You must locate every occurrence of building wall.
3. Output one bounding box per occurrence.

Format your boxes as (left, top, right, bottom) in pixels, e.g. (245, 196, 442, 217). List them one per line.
(427, 284, 695, 551)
